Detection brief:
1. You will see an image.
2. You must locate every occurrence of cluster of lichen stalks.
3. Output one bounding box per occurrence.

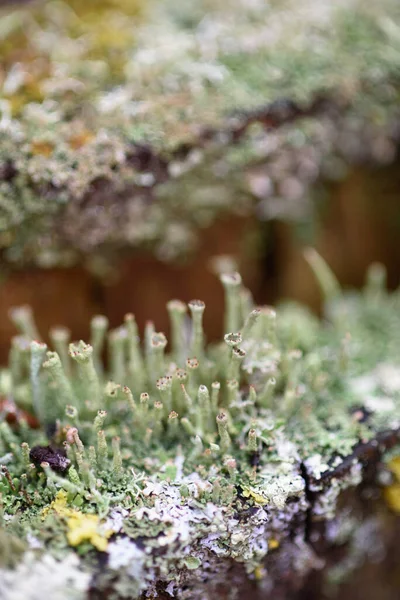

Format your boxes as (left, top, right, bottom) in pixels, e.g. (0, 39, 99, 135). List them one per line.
(0, 257, 396, 507)
(0, 271, 284, 518)
(1, 258, 400, 598)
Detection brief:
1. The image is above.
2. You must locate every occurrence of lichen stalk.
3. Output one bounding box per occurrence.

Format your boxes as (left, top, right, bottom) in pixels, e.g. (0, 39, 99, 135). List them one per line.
(9, 306, 41, 341)
(69, 341, 101, 410)
(167, 300, 187, 364)
(42, 350, 75, 413)
(188, 300, 205, 359)
(90, 315, 109, 375)
(124, 313, 145, 394)
(49, 326, 71, 378)
(216, 412, 231, 454)
(220, 272, 243, 334)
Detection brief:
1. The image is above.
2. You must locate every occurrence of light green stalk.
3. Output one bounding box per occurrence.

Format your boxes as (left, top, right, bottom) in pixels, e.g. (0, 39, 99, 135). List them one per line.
(65, 404, 79, 425)
(122, 385, 137, 420)
(181, 417, 196, 437)
(112, 437, 123, 479)
(156, 376, 173, 416)
(90, 315, 109, 374)
(258, 307, 277, 343)
(108, 327, 127, 384)
(152, 401, 164, 437)
(189, 435, 203, 460)
(188, 300, 205, 358)
(241, 309, 261, 340)
(197, 385, 213, 435)
(168, 411, 179, 439)
(240, 288, 254, 324)
(227, 347, 246, 381)
(167, 300, 187, 364)
(149, 332, 167, 380)
(49, 326, 71, 378)
(72, 429, 85, 455)
(216, 411, 231, 453)
(10, 336, 30, 392)
(224, 332, 242, 371)
(172, 368, 187, 412)
(304, 248, 341, 302)
(20, 442, 31, 469)
(124, 313, 145, 393)
(29, 340, 48, 420)
(0, 422, 18, 449)
(69, 341, 101, 410)
(42, 349, 75, 413)
(68, 465, 82, 487)
(9, 306, 41, 341)
(211, 381, 220, 412)
(144, 321, 155, 373)
(88, 446, 97, 471)
(247, 428, 258, 452)
(220, 272, 242, 334)
(140, 392, 150, 425)
(97, 430, 108, 470)
(249, 385, 257, 405)
(179, 384, 193, 413)
(94, 410, 107, 434)
(186, 357, 199, 395)
(258, 377, 276, 408)
(224, 457, 237, 479)
(226, 379, 239, 407)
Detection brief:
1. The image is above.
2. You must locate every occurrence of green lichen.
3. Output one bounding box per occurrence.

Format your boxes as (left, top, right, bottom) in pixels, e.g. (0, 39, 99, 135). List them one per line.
(0, 0, 399, 268)
(0, 258, 399, 597)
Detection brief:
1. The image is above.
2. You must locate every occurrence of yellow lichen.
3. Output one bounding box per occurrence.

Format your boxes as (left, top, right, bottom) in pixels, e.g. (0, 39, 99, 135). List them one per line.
(384, 484, 400, 514)
(41, 490, 112, 551)
(66, 512, 112, 552)
(253, 565, 266, 580)
(384, 456, 400, 514)
(268, 538, 279, 550)
(31, 140, 54, 157)
(68, 130, 95, 150)
(387, 457, 400, 482)
(241, 487, 268, 506)
(41, 490, 71, 519)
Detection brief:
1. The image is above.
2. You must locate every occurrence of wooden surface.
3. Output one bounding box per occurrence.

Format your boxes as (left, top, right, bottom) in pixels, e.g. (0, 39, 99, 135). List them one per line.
(270, 160, 400, 310)
(0, 215, 259, 361)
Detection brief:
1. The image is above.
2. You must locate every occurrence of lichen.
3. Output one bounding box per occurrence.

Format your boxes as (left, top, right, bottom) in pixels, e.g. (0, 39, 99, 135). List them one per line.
(383, 456, 400, 513)
(0, 258, 399, 597)
(0, 0, 399, 269)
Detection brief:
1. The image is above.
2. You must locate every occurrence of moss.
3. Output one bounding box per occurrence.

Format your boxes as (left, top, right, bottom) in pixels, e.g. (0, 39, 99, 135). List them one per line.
(0, 258, 399, 597)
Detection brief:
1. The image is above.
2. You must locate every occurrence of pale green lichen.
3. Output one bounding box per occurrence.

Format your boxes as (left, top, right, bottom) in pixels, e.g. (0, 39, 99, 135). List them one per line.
(0, 259, 399, 597)
(0, 0, 399, 268)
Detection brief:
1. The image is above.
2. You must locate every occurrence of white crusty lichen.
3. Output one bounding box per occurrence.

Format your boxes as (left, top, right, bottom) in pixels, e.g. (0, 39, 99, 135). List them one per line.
(0, 552, 91, 600)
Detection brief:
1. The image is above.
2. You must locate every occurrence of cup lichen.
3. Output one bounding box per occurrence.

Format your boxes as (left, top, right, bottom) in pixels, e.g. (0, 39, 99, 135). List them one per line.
(0, 261, 399, 597)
